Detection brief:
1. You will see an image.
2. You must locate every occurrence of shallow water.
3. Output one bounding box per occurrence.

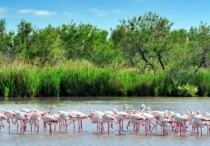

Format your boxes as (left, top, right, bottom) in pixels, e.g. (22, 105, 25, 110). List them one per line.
(0, 97, 210, 146)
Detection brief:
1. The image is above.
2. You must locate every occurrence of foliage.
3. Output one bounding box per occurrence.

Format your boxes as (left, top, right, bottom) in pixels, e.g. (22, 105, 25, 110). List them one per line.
(177, 84, 198, 97)
(1, 12, 210, 97)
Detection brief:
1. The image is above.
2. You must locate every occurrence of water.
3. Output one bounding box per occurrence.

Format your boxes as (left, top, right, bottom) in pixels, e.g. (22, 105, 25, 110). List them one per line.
(0, 97, 210, 146)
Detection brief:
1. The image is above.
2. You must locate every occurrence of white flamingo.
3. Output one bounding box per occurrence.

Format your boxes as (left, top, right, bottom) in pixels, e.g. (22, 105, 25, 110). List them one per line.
(126, 113, 146, 134)
(171, 113, 191, 136)
(0, 113, 7, 131)
(56, 111, 71, 132)
(28, 111, 42, 133)
(12, 111, 30, 134)
(42, 115, 59, 135)
(68, 110, 89, 131)
(2, 110, 15, 134)
(113, 108, 129, 134)
(155, 114, 172, 135)
(102, 114, 118, 134)
(89, 111, 104, 133)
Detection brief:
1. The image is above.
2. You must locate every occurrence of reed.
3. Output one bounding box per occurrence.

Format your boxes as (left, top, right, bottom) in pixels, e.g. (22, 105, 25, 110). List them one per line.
(196, 69, 210, 96)
(1, 61, 210, 98)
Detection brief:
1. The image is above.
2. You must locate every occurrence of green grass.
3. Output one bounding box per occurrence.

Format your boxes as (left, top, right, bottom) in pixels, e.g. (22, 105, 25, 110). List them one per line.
(0, 61, 210, 98)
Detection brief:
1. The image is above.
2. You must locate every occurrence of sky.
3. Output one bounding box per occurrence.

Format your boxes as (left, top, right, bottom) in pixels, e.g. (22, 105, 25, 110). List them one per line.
(0, 0, 210, 32)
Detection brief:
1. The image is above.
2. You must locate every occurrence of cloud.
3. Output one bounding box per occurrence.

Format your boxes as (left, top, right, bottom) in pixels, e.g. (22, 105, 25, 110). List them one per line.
(0, 7, 8, 16)
(112, 9, 122, 14)
(19, 9, 55, 16)
(90, 8, 107, 17)
(34, 10, 55, 16)
(90, 8, 122, 17)
(63, 11, 74, 16)
(19, 9, 33, 14)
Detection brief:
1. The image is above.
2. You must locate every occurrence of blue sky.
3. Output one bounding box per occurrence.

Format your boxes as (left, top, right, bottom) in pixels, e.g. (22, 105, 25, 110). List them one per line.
(0, 0, 210, 32)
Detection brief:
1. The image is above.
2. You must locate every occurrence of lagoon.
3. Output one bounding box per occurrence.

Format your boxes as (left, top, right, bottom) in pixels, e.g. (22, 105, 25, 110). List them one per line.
(0, 97, 210, 146)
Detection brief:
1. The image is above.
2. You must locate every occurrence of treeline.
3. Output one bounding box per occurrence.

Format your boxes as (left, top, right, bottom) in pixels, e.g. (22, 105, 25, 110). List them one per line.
(1, 11, 210, 97)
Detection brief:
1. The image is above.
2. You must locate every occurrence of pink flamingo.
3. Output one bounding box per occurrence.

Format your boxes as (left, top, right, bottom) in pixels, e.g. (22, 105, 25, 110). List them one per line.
(55, 111, 71, 133)
(155, 114, 172, 135)
(126, 113, 146, 134)
(42, 115, 59, 135)
(102, 114, 118, 134)
(28, 111, 42, 134)
(0, 113, 7, 131)
(89, 111, 104, 133)
(113, 108, 129, 134)
(68, 110, 89, 132)
(171, 113, 191, 136)
(189, 112, 210, 135)
(12, 111, 30, 134)
(141, 112, 156, 134)
(2, 110, 15, 134)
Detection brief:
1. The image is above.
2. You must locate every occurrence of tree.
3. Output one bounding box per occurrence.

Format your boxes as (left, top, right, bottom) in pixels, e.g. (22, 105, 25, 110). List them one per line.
(27, 25, 62, 67)
(90, 30, 119, 66)
(111, 12, 173, 72)
(165, 28, 188, 71)
(188, 22, 210, 72)
(60, 22, 116, 66)
(0, 19, 14, 63)
(13, 20, 33, 59)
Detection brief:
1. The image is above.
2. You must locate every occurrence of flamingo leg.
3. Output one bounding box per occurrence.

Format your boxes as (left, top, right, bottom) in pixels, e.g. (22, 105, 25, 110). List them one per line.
(108, 123, 110, 134)
(49, 123, 53, 135)
(7, 118, 11, 134)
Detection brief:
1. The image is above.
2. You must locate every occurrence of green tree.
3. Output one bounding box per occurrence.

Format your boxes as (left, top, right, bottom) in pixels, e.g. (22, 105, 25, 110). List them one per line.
(166, 28, 188, 71)
(13, 20, 33, 59)
(60, 22, 99, 60)
(188, 22, 210, 72)
(28, 25, 62, 67)
(90, 30, 119, 66)
(0, 19, 14, 63)
(111, 12, 173, 72)
(60, 22, 117, 66)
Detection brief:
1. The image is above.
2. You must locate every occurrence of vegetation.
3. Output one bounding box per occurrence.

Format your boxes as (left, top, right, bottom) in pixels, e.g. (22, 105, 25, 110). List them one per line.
(1, 12, 210, 98)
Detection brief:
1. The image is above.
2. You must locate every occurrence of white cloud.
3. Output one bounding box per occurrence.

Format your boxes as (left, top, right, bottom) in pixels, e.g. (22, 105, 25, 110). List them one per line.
(90, 8, 107, 17)
(34, 10, 55, 16)
(63, 11, 74, 16)
(0, 7, 8, 16)
(19, 9, 33, 14)
(112, 9, 122, 14)
(90, 8, 122, 17)
(19, 9, 55, 16)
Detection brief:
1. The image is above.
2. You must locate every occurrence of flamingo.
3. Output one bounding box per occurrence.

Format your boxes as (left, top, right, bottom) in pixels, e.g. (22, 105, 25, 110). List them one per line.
(141, 112, 156, 134)
(42, 115, 59, 135)
(171, 113, 191, 136)
(123, 104, 128, 112)
(104, 110, 114, 116)
(202, 112, 210, 134)
(189, 112, 210, 135)
(55, 111, 71, 132)
(48, 105, 56, 115)
(102, 114, 118, 134)
(2, 110, 15, 134)
(155, 114, 172, 135)
(0, 113, 7, 131)
(28, 111, 42, 134)
(126, 113, 146, 134)
(89, 111, 104, 133)
(113, 108, 129, 134)
(68, 110, 89, 131)
(141, 104, 165, 117)
(12, 111, 30, 134)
